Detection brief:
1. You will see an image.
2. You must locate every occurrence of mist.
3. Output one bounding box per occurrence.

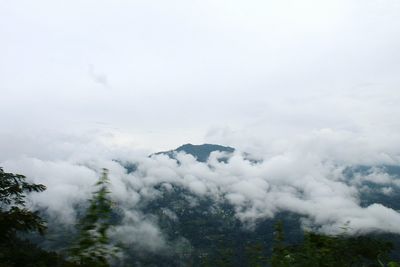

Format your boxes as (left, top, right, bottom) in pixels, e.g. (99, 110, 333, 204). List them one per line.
(1, 0, 400, 256)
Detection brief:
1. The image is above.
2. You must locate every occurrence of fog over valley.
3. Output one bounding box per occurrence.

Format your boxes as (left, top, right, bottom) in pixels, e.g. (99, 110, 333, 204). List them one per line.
(1, 0, 400, 266)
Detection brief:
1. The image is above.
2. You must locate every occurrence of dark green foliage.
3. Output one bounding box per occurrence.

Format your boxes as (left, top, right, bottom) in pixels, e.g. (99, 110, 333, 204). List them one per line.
(0, 167, 46, 241)
(0, 236, 78, 267)
(271, 221, 291, 267)
(0, 167, 78, 267)
(69, 168, 118, 267)
(270, 221, 399, 267)
(245, 242, 268, 267)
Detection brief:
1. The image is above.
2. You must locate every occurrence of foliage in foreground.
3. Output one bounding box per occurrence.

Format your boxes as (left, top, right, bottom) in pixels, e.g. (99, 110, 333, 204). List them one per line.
(270, 221, 400, 267)
(0, 167, 77, 267)
(69, 168, 119, 267)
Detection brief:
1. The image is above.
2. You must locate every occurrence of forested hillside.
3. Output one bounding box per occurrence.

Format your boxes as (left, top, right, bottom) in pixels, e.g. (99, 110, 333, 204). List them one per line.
(2, 144, 400, 266)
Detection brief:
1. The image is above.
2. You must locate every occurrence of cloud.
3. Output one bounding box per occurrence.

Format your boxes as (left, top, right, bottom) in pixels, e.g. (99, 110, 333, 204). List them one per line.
(1, 128, 400, 244)
(111, 210, 167, 252)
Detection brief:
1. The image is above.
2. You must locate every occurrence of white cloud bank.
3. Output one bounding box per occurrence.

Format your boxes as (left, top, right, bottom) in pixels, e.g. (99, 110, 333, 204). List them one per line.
(1, 127, 400, 248)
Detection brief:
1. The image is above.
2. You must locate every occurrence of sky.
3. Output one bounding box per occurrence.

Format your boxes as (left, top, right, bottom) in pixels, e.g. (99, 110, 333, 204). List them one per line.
(1, 0, 400, 249)
(1, 0, 399, 151)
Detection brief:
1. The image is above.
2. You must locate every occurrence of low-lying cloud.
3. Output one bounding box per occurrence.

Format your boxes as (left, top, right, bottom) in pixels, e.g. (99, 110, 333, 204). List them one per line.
(1, 127, 400, 253)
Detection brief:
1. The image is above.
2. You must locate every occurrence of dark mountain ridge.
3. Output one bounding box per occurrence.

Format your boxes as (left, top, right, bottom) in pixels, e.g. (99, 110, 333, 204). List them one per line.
(154, 143, 235, 162)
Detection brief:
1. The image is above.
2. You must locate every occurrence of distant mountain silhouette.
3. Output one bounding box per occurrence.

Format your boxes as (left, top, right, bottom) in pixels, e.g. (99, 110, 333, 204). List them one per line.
(154, 143, 235, 162)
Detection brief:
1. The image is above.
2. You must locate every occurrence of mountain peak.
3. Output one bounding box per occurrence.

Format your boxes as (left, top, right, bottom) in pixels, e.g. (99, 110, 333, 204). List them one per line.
(156, 143, 235, 162)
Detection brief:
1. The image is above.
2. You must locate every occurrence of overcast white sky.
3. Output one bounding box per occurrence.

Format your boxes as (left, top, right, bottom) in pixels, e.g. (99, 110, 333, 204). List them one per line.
(2, 1, 400, 239)
(1, 0, 400, 151)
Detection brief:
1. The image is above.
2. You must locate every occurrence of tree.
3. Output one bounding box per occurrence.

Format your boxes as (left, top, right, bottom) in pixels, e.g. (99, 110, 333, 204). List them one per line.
(270, 221, 399, 267)
(0, 167, 78, 267)
(0, 167, 46, 241)
(270, 220, 292, 267)
(245, 242, 268, 267)
(69, 168, 118, 267)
